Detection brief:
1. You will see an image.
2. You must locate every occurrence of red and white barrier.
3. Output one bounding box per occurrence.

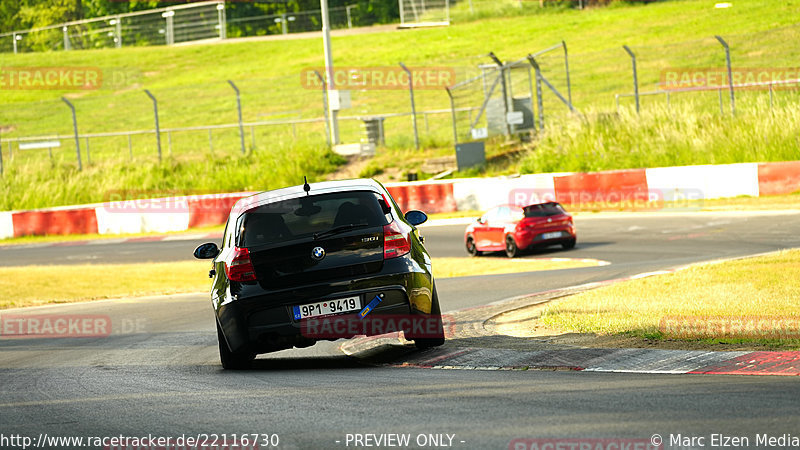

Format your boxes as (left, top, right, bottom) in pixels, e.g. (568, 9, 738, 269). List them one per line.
(757, 161, 800, 196)
(1, 162, 798, 238)
(452, 173, 563, 211)
(0, 212, 14, 240)
(554, 169, 649, 206)
(385, 180, 457, 214)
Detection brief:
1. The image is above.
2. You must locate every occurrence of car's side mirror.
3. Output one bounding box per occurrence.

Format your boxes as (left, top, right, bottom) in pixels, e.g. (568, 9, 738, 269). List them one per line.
(404, 210, 428, 226)
(476, 217, 484, 224)
(194, 242, 220, 259)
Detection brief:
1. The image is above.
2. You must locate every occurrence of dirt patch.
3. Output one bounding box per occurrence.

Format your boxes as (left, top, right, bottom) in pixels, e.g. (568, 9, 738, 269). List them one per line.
(326, 155, 404, 182)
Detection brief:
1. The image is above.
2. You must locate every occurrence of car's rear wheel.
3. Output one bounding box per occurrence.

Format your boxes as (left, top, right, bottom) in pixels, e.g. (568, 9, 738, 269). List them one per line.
(562, 238, 576, 250)
(466, 236, 482, 257)
(505, 235, 519, 258)
(413, 284, 445, 349)
(217, 322, 255, 370)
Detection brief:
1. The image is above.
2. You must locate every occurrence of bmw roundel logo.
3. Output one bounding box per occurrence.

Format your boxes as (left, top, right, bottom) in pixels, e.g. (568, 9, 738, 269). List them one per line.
(311, 246, 326, 261)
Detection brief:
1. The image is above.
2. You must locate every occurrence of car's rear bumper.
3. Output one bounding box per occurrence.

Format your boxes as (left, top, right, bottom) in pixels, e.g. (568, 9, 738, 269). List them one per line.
(516, 227, 576, 249)
(216, 257, 433, 353)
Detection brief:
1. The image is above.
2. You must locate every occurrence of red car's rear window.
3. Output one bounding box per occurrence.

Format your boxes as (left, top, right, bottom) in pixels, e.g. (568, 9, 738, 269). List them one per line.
(523, 203, 566, 218)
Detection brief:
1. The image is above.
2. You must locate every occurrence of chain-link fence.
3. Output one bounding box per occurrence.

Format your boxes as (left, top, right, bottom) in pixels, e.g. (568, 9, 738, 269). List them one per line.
(3, 19, 800, 175)
(0, 1, 226, 53)
(0, 2, 370, 54)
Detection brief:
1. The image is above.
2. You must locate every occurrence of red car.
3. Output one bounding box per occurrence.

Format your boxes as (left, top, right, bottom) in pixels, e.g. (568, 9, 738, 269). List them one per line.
(464, 202, 577, 258)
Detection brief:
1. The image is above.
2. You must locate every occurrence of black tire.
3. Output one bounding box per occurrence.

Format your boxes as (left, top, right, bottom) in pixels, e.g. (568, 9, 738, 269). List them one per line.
(466, 236, 482, 257)
(217, 322, 255, 370)
(562, 238, 576, 250)
(505, 235, 519, 258)
(413, 284, 445, 349)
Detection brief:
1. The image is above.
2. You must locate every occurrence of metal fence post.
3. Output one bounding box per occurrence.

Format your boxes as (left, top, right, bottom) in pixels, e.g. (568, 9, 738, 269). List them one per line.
(61, 97, 82, 170)
(85, 137, 91, 164)
(280, 14, 288, 35)
(128, 134, 133, 160)
(63, 26, 71, 50)
(143, 90, 162, 161)
(622, 45, 639, 114)
(488, 52, 511, 136)
(715, 35, 735, 116)
(227, 80, 246, 155)
(346, 5, 354, 28)
(163, 10, 174, 45)
(217, 3, 226, 40)
(115, 16, 122, 48)
(446, 87, 458, 145)
(399, 62, 420, 150)
(0, 137, 4, 176)
(526, 55, 545, 131)
(313, 70, 332, 149)
(562, 40, 573, 110)
(12, 33, 18, 54)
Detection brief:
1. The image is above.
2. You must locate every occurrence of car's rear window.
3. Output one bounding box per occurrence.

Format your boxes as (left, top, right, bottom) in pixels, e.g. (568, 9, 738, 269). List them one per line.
(523, 202, 566, 218)
(238, 191, 389, 247)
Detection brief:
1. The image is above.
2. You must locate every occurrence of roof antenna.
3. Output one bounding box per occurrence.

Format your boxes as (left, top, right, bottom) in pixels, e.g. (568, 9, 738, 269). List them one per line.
(303, 176, 311, 195)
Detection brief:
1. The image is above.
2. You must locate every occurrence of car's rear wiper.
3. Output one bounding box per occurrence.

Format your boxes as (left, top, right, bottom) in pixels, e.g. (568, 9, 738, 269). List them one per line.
(313, 223, 370, 240)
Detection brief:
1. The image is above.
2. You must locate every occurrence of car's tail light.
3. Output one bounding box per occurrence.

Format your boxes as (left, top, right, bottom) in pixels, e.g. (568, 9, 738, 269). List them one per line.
(225, 247, 257, 282)
(383, 221, 410, 259)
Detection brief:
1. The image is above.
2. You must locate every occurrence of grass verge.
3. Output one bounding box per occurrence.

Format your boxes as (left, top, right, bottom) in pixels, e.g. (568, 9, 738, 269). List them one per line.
(540, 249, 800, 349)
(0, 261, 211, 309)
(0, 225, 224, 247)
(0, 257, 602, 309)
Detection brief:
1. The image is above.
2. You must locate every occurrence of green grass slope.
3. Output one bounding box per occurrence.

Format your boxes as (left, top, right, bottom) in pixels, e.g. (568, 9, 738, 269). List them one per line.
(1, 0, 799, 210)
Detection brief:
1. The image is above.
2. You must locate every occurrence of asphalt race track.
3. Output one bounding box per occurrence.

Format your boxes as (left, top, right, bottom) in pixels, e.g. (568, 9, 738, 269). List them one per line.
(1, 211, 800, 449)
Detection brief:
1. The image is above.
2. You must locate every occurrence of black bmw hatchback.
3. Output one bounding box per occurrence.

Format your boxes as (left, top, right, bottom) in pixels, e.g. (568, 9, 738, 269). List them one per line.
(194, 178, 444, 369)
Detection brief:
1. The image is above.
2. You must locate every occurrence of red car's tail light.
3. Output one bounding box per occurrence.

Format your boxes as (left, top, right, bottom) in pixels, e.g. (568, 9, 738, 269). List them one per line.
(225, 247, 257, 282)
(383, 221, 411, 259)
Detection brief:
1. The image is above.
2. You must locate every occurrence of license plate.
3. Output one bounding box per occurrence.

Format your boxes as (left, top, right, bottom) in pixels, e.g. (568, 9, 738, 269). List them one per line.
(293, 296, 361, 320)
(541, 231, 563, 240)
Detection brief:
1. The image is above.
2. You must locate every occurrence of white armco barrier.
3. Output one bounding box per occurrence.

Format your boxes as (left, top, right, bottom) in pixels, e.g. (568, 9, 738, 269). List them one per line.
(452, 173, 569, 211)
(645, 163, 760, 202)
(94, 198, 192, 235)
(0, 212, 14, 240)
